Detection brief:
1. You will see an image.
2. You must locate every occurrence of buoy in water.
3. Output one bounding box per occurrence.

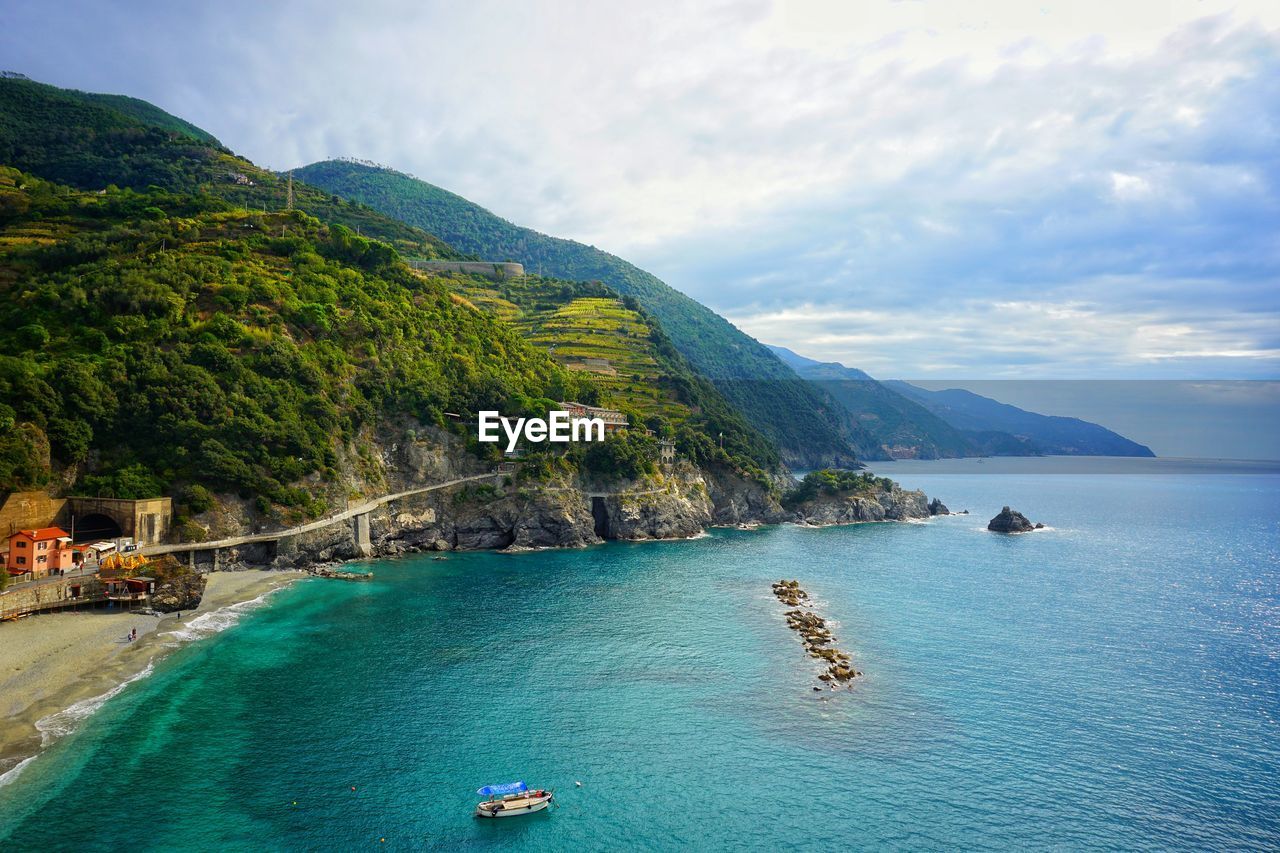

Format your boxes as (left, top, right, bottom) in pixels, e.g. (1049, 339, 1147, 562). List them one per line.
(575, 780, 582, 787)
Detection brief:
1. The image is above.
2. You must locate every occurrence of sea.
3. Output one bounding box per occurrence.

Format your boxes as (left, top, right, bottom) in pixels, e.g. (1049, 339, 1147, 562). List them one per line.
(1, 458, 1277, 851)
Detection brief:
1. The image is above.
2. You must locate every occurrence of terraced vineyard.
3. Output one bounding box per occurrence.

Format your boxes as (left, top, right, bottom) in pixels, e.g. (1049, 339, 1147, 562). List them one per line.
(436, 274, 672, 419)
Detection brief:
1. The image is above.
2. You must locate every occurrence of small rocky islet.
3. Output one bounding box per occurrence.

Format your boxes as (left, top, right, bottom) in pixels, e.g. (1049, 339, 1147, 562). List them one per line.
(772, 579, 861, 688)
(987, 506, 1044, 533)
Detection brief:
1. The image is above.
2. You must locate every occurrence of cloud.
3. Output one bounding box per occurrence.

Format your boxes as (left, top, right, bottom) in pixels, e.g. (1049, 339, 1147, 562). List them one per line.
(1, 0, 1277, 378)
(728, 298, 1280, 379)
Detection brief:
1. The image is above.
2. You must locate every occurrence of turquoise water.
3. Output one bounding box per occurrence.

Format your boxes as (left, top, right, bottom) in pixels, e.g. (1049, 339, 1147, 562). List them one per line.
(1, 466, 1278, 850)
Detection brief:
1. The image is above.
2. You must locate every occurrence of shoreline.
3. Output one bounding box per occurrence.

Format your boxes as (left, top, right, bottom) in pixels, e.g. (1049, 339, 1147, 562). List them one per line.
(0, 510, 936, 785)
(0, 569, 304, 783)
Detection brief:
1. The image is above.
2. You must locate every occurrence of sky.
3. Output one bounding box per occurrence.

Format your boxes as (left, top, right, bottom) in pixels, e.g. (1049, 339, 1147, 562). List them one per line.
(3, 0, 1279, 452)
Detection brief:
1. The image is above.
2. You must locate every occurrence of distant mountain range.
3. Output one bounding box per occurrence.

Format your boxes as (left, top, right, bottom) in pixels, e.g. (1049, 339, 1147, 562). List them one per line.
(769, 346, 1154, 459)
(884, 381, 1155, 457)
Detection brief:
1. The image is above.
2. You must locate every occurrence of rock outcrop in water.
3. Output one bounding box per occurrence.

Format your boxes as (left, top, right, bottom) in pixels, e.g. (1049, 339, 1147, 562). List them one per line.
(772, 580, 861, 687)
(987, 506, 1043, 533)
(928, 497, 950, 516)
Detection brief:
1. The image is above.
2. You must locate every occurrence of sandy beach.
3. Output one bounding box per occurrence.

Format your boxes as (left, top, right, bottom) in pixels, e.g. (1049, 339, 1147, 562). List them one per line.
(0, 570, 303, 778)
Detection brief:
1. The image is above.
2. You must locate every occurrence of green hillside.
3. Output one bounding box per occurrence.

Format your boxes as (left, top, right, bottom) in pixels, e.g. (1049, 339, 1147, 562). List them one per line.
(0, 78, 783, 518)
(0, 76, 459, 260)
(439, 272, 778, 474)
(0, 167, 599, 520)
(293, 160, 861, 468)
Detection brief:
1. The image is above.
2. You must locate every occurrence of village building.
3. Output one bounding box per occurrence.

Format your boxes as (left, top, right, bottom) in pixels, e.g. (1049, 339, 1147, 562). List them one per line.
(556, 401, 628, 433)
(659, 439, 677, 465)
(2, 527, 78, 581)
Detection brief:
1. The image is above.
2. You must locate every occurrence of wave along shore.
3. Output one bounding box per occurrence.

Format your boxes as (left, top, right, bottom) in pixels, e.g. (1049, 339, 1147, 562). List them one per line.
(0, 570, 304, 784)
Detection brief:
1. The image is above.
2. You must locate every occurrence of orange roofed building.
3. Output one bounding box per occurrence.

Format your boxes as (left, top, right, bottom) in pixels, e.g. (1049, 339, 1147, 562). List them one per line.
(3, 527, 77, 580)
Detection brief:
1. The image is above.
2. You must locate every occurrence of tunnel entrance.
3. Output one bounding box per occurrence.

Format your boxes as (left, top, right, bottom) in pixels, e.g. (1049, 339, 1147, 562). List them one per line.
(73, 512, 123, 543)
(591, 496, 610, 539)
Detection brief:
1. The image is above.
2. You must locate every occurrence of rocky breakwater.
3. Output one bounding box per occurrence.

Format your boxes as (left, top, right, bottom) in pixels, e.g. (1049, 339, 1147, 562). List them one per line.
(987, 506, 1044, 534)
(772, 580, 861, 688)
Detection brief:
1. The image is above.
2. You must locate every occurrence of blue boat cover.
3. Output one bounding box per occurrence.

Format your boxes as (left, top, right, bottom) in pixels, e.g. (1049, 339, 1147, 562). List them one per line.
(477, 781, 527, 796)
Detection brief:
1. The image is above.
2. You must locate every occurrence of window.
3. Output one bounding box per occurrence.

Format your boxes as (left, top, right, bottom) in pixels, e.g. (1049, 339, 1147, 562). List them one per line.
(37, 541, 48, 550)
(37, 555, 46, 564)
(16, 556, 26, 565)
(15, 540, 27, 548)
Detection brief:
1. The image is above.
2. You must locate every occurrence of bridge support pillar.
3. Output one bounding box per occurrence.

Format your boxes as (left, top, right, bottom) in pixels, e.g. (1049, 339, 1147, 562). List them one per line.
(352, 512, 372, 557)
(188, 550, 196, 570)
(211, 548, 220, 572)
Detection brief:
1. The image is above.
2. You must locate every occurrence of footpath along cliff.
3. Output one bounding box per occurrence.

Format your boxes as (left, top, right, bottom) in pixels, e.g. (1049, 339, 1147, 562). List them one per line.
(169, 427, 945, 572)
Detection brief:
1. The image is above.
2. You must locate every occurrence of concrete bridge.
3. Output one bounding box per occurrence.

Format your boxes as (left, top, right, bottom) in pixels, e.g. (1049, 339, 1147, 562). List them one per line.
(141, 478, 676, 568)
(142, 473, 498, 569)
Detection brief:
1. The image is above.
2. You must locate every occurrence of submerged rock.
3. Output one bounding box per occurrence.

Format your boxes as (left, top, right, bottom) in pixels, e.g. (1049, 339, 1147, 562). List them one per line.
(987, 506, 1039, 534)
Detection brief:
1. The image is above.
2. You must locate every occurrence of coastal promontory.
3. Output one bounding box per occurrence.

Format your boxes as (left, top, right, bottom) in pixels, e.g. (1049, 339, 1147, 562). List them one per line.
(785, 469, 933, 526)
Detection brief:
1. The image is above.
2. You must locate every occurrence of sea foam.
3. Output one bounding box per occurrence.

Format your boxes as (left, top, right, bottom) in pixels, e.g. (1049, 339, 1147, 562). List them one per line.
(160, 587, 279, 643)
(34, 662, 155, 747)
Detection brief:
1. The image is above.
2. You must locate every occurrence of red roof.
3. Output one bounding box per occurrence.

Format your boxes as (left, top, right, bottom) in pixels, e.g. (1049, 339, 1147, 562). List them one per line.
(13, 527, 71, 541)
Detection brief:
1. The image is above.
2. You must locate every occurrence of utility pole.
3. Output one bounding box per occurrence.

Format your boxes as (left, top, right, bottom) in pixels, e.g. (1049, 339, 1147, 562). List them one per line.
(286, 171, 294, 211)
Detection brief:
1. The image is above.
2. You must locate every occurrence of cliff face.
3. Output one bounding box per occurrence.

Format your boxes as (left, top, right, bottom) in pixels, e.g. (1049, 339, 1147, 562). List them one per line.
(240, 456, 781, 571)
(598, 466, 714, 541)
(703, 464, 789, 525)
(792, 485, 930, 526)
(195, 422, 944, 574)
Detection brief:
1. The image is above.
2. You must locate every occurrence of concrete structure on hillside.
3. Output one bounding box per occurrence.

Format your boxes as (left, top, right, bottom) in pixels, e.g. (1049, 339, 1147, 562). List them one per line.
(0, 490, 68, 535)
(409, 260, 524, 280)
(557, 401, 628, 433)
(659, 440, 676, 466)
(1, 491, 172, 546)
(64, 497, 172, 545)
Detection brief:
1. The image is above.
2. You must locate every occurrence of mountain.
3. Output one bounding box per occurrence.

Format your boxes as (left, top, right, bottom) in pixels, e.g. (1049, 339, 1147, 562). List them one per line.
(886, 382, 1156, 457)
(0, 78, 781, 520)
(0, 166, 583, 513)
(769, 346, 980, 459)
(293, 160, 860, 469)
(0, 76, 459, 260)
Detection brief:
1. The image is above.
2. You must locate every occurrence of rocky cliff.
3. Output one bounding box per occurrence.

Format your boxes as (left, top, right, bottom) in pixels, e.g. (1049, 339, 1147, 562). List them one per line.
(792, 485, 931, 526)
(189, 422, 951, 574)
(212, 458, 779, 571)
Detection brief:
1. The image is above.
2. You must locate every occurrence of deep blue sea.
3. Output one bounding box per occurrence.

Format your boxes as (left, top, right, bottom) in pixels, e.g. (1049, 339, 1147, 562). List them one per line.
(1, 460, 1278, 850)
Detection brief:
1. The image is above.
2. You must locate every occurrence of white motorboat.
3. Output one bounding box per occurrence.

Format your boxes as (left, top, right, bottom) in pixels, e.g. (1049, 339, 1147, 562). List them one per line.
(474, 781, 553, 818)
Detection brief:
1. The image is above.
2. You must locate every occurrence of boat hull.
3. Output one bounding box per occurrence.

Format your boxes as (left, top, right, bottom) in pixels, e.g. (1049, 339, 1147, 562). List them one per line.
(474, 794, 552, 818)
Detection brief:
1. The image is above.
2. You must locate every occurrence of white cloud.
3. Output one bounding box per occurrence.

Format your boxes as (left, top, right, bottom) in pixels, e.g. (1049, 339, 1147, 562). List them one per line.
(729, 299, 1280, 378)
